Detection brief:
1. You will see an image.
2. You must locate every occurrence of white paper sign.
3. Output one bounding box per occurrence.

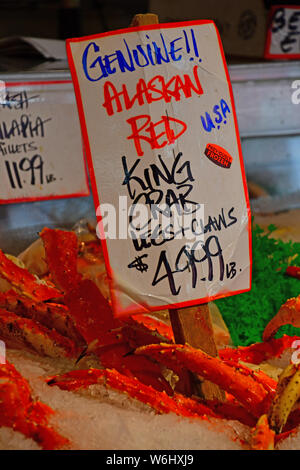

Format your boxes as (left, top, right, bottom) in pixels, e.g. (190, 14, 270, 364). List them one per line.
(265, 5, 300, 58)
(0, 81, 89, 203)
(67, 20, 252, 316)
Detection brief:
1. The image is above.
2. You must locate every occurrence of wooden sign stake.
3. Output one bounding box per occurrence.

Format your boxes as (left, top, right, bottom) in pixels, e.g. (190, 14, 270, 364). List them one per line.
(130, 13, 224, 401)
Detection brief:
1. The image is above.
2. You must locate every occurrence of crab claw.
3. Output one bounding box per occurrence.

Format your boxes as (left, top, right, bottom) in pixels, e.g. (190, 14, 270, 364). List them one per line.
(135, 343, 271, 418)
(263, 296, 300, 342)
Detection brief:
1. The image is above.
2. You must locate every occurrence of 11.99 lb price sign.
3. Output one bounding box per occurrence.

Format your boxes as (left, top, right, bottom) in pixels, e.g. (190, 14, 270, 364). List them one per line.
(0, 80, 89, 203)
(67, 20, 252, 316)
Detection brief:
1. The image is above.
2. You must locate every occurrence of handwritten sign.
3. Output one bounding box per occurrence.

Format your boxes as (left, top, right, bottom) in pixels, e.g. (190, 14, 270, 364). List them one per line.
(265, 5, 300, 59)
(67, 20, 252, 316)
(0, 80, 89, 203)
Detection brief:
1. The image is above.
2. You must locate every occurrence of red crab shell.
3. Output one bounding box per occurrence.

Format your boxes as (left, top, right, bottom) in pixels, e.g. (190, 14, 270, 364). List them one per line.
(0, 361, 69, 450)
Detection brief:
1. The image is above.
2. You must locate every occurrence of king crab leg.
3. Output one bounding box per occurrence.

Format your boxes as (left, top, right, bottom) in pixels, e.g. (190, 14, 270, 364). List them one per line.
(0, 308, 78, 359)
(47, 368, 220, 419)
(47, 367, 260, 429)
(263, 296, 300, 342)
(0, 290, 85, 347)
(41, 228, 173, 393)
(219, 335, 300, 365)
(135, 343, 271, 418)
(39, 228, 82, 292)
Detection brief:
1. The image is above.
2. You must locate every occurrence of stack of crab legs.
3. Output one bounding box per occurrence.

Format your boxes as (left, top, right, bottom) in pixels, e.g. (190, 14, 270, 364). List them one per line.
(1, 226, 300, 450)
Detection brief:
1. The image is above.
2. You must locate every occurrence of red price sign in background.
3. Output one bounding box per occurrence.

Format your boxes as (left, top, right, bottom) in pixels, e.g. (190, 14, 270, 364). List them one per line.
(67, 20, 252, 317)
(265, 5, 300, 59)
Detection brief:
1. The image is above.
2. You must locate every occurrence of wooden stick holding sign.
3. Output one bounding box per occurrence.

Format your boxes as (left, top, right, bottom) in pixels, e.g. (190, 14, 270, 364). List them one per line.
(130, 13, 224, 401)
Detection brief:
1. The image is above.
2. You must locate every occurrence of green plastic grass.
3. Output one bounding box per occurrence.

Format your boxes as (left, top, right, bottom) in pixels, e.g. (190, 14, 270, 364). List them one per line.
(216, 223, 300, 346)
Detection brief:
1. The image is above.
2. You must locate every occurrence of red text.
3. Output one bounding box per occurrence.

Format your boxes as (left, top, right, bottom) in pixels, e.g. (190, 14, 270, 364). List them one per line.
(127, 114, 187, 157)
(103, 65, 203, 116)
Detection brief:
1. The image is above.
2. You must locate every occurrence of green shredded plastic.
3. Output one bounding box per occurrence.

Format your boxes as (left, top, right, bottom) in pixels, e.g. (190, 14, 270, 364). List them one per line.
(216, 223, 300, 347)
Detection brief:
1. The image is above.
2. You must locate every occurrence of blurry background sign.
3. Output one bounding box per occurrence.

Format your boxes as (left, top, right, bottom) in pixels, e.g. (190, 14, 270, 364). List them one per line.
(265, 5, 300, 59)
(0, 79, 89, 203)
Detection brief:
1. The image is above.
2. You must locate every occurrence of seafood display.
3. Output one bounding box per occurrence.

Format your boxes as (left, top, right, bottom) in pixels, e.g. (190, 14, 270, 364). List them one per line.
(1, 223, 300, 450)
(0, 361, 68, 450)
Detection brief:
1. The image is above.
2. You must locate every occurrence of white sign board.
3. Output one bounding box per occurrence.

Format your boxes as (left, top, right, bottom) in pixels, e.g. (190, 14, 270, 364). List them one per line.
(265, 5, 300, 59)
(0, 80, 89, 203)
(67, 20, 252, 317)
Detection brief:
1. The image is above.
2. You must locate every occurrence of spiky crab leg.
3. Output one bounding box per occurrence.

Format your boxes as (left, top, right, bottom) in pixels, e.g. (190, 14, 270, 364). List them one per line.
(0, 290, 85, 347)
(41, 229, 173, 394)
(41, 228, 173, 346)
(41, 229, 117, 343)
(122, 314, 174, 348)
(47, 368, 260, 428)
(0, 250, 61, 302)
(41, 229, 123, 347)
(263, 296, 300, 341)
(135, 343, 271, 418)
(219, 335, 300, 365)
(220, 359, 277, 395)
(0, 362, 69, 449)
(47, 368, 220, 419)
(130, 314, 174, 341)
(0, 308, 78, 358)
(40, 228, 82, 292)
